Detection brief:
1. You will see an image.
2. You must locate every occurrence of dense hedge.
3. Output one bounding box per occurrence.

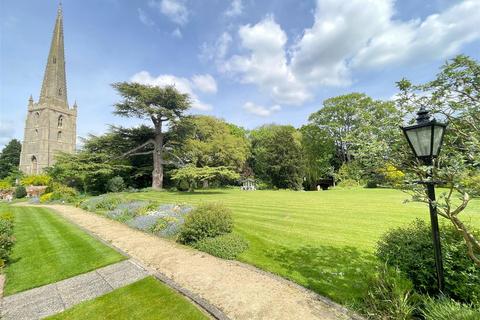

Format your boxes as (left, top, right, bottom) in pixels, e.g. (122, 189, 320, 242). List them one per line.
(376, 219, 480, 306)
(0, 211, 15, 267)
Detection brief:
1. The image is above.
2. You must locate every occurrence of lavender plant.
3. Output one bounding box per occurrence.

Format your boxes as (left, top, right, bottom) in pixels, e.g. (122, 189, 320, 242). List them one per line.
(150, 204, 193, 238)
(106, 200, 151, 222)
(81, 196, 193, 240)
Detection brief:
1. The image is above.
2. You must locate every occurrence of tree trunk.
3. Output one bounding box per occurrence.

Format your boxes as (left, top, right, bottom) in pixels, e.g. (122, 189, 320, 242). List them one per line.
(152, 122, 163, 189)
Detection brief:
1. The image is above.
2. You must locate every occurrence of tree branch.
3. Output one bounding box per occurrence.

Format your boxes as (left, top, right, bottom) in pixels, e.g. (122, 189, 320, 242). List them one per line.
(117, 139, 155, 159)
(129, 151, 154, 156)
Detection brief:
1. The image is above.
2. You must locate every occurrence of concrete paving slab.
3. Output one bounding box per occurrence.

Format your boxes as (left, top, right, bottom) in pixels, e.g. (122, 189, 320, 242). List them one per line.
(0, 259, 149, 320)
(97, 260, 148, 288)
(2, 285, 64, 320)
(56, 272, 112, 309)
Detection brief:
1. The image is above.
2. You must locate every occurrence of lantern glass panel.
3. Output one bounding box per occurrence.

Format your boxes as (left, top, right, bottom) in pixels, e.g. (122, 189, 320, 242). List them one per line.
(406, 126, 432, 157)
(432, 125, 445, 156)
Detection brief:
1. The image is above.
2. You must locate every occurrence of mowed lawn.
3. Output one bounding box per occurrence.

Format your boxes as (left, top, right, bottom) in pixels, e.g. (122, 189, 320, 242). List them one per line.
(121, 188, 480, 303)
(4, 205, 125, 295)
(47, 276, 209, 320)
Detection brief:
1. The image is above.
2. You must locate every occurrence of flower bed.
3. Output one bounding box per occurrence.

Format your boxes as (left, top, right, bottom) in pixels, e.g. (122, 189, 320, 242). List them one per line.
(80, 196, 248, 259)
(80, 196, 192, 239)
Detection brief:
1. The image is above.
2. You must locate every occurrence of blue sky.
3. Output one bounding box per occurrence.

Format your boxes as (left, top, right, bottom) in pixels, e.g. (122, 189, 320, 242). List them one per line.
(1, 0, 479, 149)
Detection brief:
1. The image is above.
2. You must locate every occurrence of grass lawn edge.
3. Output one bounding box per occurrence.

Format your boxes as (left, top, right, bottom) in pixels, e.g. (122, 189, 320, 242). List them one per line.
(4, 204, 126, 295)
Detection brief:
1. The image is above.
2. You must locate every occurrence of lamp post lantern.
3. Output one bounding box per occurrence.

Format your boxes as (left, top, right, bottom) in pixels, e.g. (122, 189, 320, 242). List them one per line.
(401, 106, 447, 293)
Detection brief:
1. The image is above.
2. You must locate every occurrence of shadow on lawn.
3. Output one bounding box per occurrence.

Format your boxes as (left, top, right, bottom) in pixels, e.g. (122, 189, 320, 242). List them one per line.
(267, 245, 377, 304)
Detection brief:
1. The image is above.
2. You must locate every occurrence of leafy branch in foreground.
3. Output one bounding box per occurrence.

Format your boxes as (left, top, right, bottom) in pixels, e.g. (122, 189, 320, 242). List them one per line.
(395, 55, 480, 267)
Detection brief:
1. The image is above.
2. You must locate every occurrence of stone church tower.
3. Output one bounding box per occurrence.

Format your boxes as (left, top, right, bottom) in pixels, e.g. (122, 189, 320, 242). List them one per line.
(19, 4, 77, 174)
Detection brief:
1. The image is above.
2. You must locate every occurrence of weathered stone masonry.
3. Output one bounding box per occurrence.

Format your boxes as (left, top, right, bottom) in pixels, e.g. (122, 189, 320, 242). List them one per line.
(19, 5, 77, 174)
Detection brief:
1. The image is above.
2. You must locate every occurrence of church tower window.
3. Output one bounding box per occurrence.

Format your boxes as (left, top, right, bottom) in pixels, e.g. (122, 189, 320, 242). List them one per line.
(34, 112, 40, 126)
(31, 156, 38, 174)
(57, 131, 62, 140)
(58, 115, 64, 128)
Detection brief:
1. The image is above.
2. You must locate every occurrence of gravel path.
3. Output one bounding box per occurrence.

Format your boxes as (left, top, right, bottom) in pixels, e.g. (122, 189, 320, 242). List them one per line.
(36, 204, 359, 320)
(1, 260, 148, 320)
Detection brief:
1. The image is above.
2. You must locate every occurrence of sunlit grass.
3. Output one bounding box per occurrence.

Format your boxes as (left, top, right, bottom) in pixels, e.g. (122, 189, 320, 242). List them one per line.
(117, 187, 480, 303)
(47, 277, 208, 320)
(4, 205, 125, 295)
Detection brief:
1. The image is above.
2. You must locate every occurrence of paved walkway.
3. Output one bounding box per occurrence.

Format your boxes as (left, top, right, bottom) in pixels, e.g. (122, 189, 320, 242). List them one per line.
(1, 259, 148, 320)
(31, 204, 359, 320)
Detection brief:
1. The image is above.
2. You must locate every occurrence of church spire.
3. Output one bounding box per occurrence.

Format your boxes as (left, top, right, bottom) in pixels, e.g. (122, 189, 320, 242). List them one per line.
(39, 3, 68, 109)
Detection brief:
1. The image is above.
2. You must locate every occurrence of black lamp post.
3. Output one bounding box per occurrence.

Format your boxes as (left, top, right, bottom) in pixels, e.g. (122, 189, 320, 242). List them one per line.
(401, 106, 447, 293)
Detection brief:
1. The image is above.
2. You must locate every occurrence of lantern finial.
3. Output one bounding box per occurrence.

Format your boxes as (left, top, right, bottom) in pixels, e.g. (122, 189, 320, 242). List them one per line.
(416, 107, 430, 124)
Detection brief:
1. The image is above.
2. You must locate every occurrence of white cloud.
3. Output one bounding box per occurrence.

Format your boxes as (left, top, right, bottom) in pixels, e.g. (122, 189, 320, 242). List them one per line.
(225, 0, 243, 17)
(130, 71, 215, 111)
(290, 0, 393, 86)
(219, 0, 480, 106)
(192, 74, 217, 94)
(292, 0, 480, 80)
(171, 28, 182, 38)
(222, 16, 311, 105)
(200, 32, 232, 63)
(137, 8, 155, 27)
(149, 0, 189, 25)
(243, 102, 281, 117)
(352, 0, 480, 68)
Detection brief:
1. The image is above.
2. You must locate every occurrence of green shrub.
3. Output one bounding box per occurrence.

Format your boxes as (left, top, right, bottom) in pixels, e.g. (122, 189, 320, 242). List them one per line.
(14, 185, 27, 198)
(255, 181, 270, 190)
(79, 195, 123, 212)
(40, 183, 78, 203)
(365, 180, 378, 188)
(337, 162, 362, 182)
(178, 203, 233, 244)
(21, 174, 52, 186)
(462, 172, 480, 197)
(176, 179, 190, 192)
(421, 297, 480, 320)
(337, 179, 360, 188)
(0, 219, 15, 263)
(0, 179, 12, 191)
(193, 233, 249, 259)
(376, 220, 480, 305)
(380, 164, 405, 188)
(106, 176, 125, 193)
(51, 184, 78, 203)
(357, 263, 416, 320)
(40, 192, 53, 203)
(0, 211, 14, 222)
